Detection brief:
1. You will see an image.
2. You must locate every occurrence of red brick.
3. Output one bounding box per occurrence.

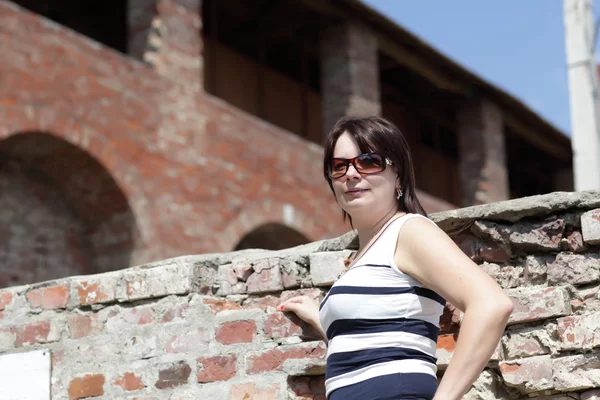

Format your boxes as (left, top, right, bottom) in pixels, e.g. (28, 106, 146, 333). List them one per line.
(155, 361, 191, 389)
(264, 312, 302, 339)
(0, 292, 13, 310)
(246, 343, 327, 374)
(68, 374, 105, 399)
(77, 281, 116, 306)
(27, 284, 70, 309)
(197, 354, 237, 382)
(216, 320, 256, 345)
(15, 321, 56, 346)
(230, 383, 280, 400)
(113, 372, 145, 391)
(68, 314, 102, 339)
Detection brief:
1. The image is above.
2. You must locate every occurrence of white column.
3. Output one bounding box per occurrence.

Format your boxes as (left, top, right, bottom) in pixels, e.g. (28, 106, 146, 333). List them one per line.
(564, 0, 600, 190)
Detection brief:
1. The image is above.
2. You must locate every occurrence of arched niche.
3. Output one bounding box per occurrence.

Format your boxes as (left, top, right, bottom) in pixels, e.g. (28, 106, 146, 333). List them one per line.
(234, 223, 310, 251)
(0, 132, 137, 287)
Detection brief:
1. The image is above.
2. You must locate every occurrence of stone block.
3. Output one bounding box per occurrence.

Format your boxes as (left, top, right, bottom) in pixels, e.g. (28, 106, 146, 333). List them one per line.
(548, 253, 600, 285)
(499, 355, 553, 393)
(123, 264, 191, 301)
(509, 219, 565, 251)
(553, 354, 600, 391)
(481, 262, 523, 289)
(557, 312, 600, 350)
(507, 286, 571, 325)
(503, 325, 559, 359)
(246, 262, 283, 294)
(309, 251, 353, 287)
(523, 255, 552, 285)
(582, 209, 600, 245)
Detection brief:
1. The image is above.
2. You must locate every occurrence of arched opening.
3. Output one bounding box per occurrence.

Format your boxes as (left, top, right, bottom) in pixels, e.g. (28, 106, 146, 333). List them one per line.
(0, 133, 137, 288)
(234, 223, 310, 251)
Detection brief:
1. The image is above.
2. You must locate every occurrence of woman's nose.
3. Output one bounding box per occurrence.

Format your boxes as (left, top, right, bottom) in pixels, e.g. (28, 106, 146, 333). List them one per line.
(345, 163, 361, 180)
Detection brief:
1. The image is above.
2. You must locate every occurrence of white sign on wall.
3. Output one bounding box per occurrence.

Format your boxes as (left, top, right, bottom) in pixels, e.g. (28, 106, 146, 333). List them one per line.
(0, 349, 51, 400)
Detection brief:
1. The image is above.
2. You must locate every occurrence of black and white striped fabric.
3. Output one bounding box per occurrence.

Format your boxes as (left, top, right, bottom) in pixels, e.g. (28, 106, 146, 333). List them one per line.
(319, 214, 445, 400)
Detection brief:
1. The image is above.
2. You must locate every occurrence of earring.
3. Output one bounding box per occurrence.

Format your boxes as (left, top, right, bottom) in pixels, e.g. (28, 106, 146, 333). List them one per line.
(396, 187, 403, 199)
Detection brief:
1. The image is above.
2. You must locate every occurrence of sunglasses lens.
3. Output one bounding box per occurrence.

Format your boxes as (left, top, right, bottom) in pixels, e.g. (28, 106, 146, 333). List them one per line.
(330, 159, 348, 178)
(356, 154, 385, 173)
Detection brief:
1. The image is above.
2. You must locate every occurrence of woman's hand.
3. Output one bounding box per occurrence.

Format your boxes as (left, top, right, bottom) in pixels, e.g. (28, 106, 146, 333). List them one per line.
(278, 296, 327, 342)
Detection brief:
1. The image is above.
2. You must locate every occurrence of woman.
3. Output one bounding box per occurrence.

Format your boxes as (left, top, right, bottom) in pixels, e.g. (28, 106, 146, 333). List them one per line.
(278, 116, 513, 400)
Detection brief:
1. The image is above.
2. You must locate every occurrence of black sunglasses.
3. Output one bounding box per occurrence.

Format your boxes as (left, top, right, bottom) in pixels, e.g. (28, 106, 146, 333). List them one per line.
(328, 153, 392, 179)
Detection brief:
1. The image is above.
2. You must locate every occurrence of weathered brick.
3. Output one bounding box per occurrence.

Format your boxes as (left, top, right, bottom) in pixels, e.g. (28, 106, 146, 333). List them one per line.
(216, 320, 256, 345)
(231, 260, 253, 281)
(507, 286, 571, 325)
(565, 230, 587, 252)
(123, 264, 191, 301)
(553, 354, 600, 391)
(499, 355, 553, 393)
(155, 361, 191, 389)
(0, 292, 13, 310)
(481, 262, 523, 289)
(264, 312, 303, 339)
(68, 374, 105, 399)
(15, 320, 61, 346)
(197, 354, 237, 382)
(309, 251, 352, 286)
(503, 325, 559, 359)
(77, 279, 117, 306)
(68, 314, 103, 339)
(509, 219, 565, 251)
(230, 382, 280, 400)
(582, 209, 600, 245)
(548, 253, 600, 285)
(523, 255, 551, 285)
(281, 260, 306, 289)
(113, 372, 145, 391)
(217, 264, 238, 286)
(557, 312, 600, 350)
(26, 284, 70, 309)
(167, 328, 210, 353)
(246, 342, 327, 374)
(246, 260, 283, 294)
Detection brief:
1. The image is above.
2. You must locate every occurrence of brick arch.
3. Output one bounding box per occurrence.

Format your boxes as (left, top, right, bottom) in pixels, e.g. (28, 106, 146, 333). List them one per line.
(0, 114, 141, 287)
(216, 201, 326, 252)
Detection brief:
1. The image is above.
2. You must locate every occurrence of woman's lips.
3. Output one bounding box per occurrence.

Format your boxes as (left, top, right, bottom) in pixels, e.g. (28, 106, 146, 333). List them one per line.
(345, 188, 369, 196)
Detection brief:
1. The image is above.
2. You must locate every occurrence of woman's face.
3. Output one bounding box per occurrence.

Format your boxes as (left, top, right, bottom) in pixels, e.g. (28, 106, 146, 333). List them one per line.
(330, 132, 399, 220)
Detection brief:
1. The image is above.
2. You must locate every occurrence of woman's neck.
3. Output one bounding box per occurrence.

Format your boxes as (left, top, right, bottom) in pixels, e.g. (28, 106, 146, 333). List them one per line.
(354, 206, 404, 253)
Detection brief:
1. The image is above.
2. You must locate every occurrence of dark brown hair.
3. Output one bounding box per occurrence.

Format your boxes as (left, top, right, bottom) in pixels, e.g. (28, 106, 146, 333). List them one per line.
(323, 116, 427, 223)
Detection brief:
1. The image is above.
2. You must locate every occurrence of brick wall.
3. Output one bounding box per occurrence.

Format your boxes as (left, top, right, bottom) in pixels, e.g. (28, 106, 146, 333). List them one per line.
(0, 191, 599, 399)
(0, 1, 349, 286)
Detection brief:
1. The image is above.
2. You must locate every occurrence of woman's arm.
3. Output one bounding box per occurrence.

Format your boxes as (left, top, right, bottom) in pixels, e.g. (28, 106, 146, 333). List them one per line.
(396, 218, 514, 400)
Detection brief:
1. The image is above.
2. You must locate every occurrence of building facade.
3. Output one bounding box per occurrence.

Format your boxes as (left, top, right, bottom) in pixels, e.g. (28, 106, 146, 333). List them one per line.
(0, 0, 573, 288)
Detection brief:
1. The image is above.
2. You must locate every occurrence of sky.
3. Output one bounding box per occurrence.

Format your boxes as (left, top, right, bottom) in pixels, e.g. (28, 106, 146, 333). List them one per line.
(361, 0, 600, 136)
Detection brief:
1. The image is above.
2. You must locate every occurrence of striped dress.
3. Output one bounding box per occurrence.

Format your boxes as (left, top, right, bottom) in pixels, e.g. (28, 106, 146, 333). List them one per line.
(319, 214, 445, 400)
